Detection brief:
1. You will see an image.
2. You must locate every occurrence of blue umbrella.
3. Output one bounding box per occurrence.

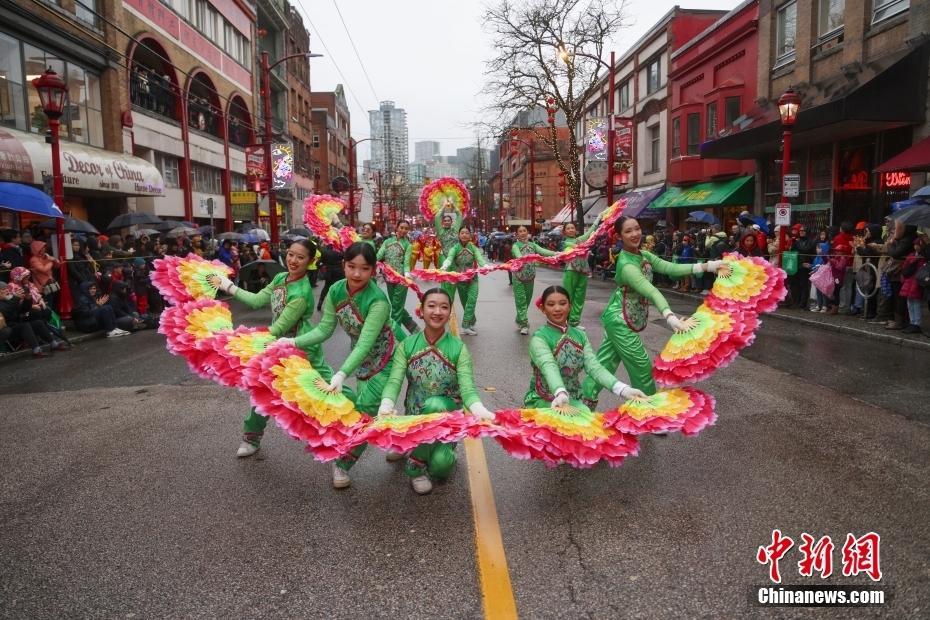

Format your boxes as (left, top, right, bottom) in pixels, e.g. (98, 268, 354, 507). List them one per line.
(687, 210, 719, 225)
(912, 184, 930, 198)
(738, 213, 770, 234)
(0, 182, 63, 218)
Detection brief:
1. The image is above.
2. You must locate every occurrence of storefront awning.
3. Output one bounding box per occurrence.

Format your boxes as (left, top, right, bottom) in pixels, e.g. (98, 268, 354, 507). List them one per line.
(618, 184, 668, 218)
(875, 135, 930, 173)
(550, 194, 606, 225)
(701, 41, 930, 160)
(0, 127, 163, 197)
(651, 176, 754, 209)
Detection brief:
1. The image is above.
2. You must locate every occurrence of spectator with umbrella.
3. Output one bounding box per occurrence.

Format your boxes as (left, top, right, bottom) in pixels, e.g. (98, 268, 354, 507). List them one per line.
(1, 229, 24, 280)
(106, 212, 163, 231)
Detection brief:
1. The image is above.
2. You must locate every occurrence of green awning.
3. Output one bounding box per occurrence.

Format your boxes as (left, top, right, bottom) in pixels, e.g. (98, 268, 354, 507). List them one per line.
(651, 176, 754, 209)
(763, 202, 831, 213)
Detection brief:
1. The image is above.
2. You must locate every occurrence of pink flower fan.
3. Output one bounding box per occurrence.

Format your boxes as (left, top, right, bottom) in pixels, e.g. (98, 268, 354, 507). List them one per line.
(242, 342, 369, 460)
(706, 253, 787, 314)
(409, 267, 478, 284)
(303, 194, 349, 249)
(653, 303, 760, 386)
(493, 406, 639, 469)
(151, 255, 231, 305)
(204, 326, 276, 388)
(157, 299, 233, 379)
(604, 387, 717, 436)
(419, 177, 470, 220)
(379, 263, 424, 300)
(350, 411, 483, 454)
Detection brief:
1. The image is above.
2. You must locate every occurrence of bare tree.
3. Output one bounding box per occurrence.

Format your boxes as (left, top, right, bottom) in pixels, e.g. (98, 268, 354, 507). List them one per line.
(482, 0, 627, 230)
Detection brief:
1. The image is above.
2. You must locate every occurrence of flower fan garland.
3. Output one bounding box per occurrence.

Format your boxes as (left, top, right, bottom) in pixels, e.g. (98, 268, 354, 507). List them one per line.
(350, 411, 486, 454)
(653, 303, 759, 386)
(706, 253, 787, 314)
(379, 263, 424, 300)
(418, 177, 470, 220)
(204, 326, 276, 388)
(243, 342, 369, 460)
(493, 405, 639, 468)
(157, 299, 233, 378)
(151, 255, 231, 305)
(605, 387, 717, 436)
(302, 194, 359, 251)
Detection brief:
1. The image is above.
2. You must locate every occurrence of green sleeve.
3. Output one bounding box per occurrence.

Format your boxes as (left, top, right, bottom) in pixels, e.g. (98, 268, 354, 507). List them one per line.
(531, 242, 559, 257)
(268, 296, 307, 337)
(456, 343, 481, 409)
(440, 245, 459, 270)
(340, 299, 389, 377)
(582, 335, 618, 391)
(294, 291, 337, 348)
(510, 243, 524, 259)
(434, 210, 461, 231)
(433, 211, 443, 231)
(576, 213, 603, 243)
(619, 263, 672, 314)
(404, 240, 413, 274)
(529, 335, 566, 396)
(230, 280, 274, 310)
(473, 244, 489, 267)
(645, 251, 694, 278)
(376, 240, 387, 261)
(380, 340, 410, 405)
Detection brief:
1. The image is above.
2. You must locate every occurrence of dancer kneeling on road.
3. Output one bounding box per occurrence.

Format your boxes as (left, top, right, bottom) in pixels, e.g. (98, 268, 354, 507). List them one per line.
(377, 287, 494, 495)
(210, 239, 334, 458)
(526, 285, 646, 410)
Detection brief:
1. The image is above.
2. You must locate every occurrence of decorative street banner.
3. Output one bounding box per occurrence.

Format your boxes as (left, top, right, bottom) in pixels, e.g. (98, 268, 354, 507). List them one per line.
(585, 118, 608, 161)
(245, 145, 264, 182)
(271, 141, 294, 190)
(614, 116, 634, 163)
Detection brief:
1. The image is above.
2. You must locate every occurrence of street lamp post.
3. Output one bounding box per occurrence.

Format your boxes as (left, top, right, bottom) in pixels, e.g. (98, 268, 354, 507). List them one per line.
(347, 138, 377, 227)
(31, 67, 72, 320)
(261, 51, 322, 245)
(777, 86, 801, 267)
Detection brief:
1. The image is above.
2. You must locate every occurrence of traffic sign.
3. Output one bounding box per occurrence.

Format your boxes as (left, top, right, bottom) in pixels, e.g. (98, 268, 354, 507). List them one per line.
(775, 203, 791, 226)
(783, 173, 800, 198)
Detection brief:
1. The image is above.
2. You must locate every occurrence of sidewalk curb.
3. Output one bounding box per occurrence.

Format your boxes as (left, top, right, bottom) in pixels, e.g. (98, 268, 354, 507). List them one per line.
(0, 330, 104, 364)
(658, 286, 930, 352)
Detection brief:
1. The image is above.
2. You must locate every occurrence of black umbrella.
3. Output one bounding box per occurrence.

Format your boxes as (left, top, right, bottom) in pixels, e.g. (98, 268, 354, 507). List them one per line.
(238, 259, 285, 283)
(197, 225, 215, 236)
(889, 201, 930, 227)
(38, 216, 99, 234)
(287, 227, 312, 237)
(155, 220, 198, 232)
(217, 232, 246, 241)
(107, 212, 163, 230)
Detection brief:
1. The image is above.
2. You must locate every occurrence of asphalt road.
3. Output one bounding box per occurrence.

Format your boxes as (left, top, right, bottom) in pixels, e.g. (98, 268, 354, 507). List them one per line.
(1, 269, 928, 619)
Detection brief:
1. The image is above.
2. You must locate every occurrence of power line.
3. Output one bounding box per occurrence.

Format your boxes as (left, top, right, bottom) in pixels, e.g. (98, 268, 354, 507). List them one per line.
(330, 0, 380, 103)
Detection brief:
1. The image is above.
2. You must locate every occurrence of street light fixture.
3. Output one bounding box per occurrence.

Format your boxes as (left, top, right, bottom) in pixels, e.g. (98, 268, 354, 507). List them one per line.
(261, 51, 323, 245)
(347, 138, 379, 227)
(31, 67, 73, 319)
(776, 86, 802, 267)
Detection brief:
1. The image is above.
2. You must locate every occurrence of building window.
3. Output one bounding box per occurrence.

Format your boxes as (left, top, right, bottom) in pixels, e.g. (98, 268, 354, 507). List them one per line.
(75, 0, 100, 28)
(671, 117, 681, 158)
(818, 0, 844, 36)
(231, 173, 247, 191)
(686, 113, 701, 156)
(872, 0, 909, 23)
(618, 80, 630, 110)
(706, 102, 717, 139)
(312, 133, 320, 148)
(155, 153, 180, 188)
(646, 58, 661, 95)
(776, 2, 797, 64)
(724, 96, 741, 128)
(191, 163, 222, 194)
(648, 125, 660, 173)
(0, 33, 26, 131)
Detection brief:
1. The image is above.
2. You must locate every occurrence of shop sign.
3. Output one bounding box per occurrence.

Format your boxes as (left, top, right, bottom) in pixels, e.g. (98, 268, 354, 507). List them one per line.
(230, 191, 257, 204)
(882, 171, 911, 189)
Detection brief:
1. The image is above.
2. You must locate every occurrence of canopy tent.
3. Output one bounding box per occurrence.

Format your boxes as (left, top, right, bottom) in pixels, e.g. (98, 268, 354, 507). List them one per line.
(650, 176, 754, 210)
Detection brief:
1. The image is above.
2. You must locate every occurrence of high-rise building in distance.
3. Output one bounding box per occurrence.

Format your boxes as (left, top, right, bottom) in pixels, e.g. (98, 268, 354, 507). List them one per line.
(369, 101, 409, 179)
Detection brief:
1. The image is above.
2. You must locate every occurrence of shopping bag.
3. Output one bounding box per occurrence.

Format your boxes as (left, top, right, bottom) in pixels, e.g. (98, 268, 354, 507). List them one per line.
(809, 264, 835, 297)
(781, 251, 798, 276)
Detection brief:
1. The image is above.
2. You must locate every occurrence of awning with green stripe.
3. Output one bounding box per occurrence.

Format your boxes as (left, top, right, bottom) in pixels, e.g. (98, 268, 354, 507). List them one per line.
(651, 176, 754, 209)
(763, 203, 831, 213)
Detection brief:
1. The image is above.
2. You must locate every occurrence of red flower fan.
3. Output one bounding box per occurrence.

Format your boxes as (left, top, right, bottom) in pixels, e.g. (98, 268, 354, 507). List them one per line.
(605, 387, 717, 436)
(380, 263, 424, 299)
(653, 303, 759, 386)
(157, 299, 233, 379)
(151, 254, 231, 305)
(493, 406, 639, 468)
(706, 253, 787, 314)
(204, 326, 276, 388)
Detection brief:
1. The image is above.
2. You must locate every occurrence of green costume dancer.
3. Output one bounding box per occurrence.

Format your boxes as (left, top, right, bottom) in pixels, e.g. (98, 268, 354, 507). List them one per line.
(440, 229, 489, 334)
(510, 227, 558, 334)
(376, 223, 417, 333)
(525, 321, 637, 408)
(294, 277, 403, 487)
(561, 220, 601, 327)
(434, 208, 463, 261)
(580, 248, 709, 405)
(379, 331, 493, 493)
(216, 262, 334, 457)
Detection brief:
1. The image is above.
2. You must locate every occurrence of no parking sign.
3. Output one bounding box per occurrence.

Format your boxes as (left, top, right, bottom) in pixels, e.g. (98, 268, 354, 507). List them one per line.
(775, 203, 791, 226)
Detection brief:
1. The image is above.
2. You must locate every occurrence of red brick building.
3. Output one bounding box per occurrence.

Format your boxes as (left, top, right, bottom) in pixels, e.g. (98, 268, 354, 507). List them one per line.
(310, 86, 351, 198)
(498, 126, 572, 232)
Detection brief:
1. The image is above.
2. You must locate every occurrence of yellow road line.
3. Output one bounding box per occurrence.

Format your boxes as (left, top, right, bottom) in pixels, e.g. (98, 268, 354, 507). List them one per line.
(464, 437, 518, 619)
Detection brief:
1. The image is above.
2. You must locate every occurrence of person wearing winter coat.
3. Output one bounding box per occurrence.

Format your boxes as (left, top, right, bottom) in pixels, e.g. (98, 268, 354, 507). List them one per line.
(899, 236, 927, 335)
(72, 281, 131, 337)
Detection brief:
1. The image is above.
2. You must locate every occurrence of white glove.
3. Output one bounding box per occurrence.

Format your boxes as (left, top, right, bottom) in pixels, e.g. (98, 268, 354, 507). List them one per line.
(213, 275, 235, 294)
(378, 398, 396, 416)
(550, 389, 570, 409)
(613, 382, 647, 400)
(325, 371, 346, 393)
(704, 260, 724, 273)
(665, 313, 690, 333)
(469, 402, 495, 421)
(276, 337, 296, 347)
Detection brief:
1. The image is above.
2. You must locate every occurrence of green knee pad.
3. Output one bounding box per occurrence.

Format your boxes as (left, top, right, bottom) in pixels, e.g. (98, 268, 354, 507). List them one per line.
(421, 395, 458, 414)
(427, 443, 457, 480)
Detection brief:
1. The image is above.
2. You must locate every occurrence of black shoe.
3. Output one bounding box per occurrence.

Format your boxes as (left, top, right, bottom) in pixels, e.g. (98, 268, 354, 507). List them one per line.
(902, 324, 922, 334)
(846, 308, 861, 316)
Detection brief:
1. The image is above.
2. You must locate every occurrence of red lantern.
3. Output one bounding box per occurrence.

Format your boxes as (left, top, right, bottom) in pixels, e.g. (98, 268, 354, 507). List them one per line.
(613, 169, 630, 186)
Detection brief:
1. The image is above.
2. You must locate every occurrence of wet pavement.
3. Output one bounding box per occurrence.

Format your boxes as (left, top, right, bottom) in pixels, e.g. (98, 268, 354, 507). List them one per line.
(1, 271, 927, 618)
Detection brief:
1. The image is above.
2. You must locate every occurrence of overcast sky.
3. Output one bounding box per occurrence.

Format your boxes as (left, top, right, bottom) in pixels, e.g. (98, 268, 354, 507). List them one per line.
(295, 0, 739, 163)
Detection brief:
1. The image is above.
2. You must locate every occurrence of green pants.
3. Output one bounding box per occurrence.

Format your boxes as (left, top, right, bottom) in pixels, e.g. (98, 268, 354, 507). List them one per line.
(242, 342, 334, 444)
(581, 312, 656, 407)
(513, 278, 533, 328)
(335, 368, 392, 471)
(387, 283, 417, 333)
(563, 269, 589, 326)
(404, 396, 457, 480)
(449, 278, 479, 328)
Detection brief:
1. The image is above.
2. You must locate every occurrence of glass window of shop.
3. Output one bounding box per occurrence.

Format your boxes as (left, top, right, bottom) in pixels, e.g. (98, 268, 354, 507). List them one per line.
(192, 163, 222, 194)
(0, 36, 103, 147)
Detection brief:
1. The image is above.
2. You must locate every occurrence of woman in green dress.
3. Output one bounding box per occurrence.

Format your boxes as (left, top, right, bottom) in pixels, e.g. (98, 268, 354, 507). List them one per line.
(526, 285, 646, 410)
(378, 288, 494, 494)
(510, 225, 558, 335)
(439, 226, 489, 335)
(210, 239, 334, 458)
(560, 220, 600, 329)
(285, 242, 404, 489)
(376, 219, 418, 334)
(434, 203, 463, 263)
(580, 216, 729, 406)
(359, 222, 377, 249)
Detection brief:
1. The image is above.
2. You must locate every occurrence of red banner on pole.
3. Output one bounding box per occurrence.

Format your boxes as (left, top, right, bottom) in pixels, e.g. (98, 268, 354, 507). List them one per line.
(613, 117, 633, 162)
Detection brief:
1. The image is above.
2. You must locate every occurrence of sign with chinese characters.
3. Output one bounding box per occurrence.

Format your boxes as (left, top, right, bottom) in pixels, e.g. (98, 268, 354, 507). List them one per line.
(613, 116, 634, 162)
(757, 529, 883, 584)
(230, 191, 257, 205)
(585, 118, 608, 161)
